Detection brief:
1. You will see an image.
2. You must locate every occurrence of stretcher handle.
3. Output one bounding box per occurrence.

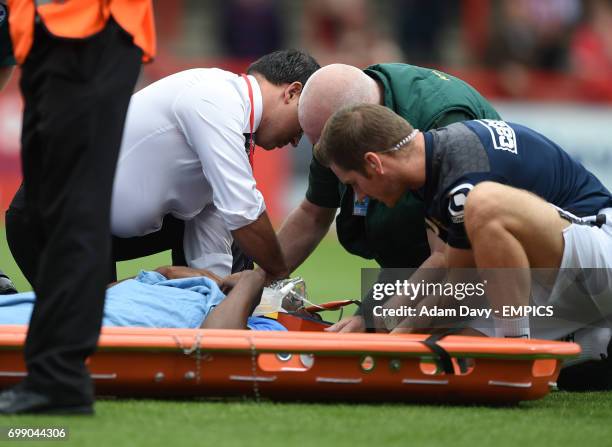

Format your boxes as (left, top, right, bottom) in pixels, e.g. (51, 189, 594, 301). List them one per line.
(305, 300, 361, 313)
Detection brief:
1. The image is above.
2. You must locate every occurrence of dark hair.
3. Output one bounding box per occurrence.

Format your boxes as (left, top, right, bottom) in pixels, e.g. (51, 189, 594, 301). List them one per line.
(315, 103, 414, 174)
(247, 49, 320, 87)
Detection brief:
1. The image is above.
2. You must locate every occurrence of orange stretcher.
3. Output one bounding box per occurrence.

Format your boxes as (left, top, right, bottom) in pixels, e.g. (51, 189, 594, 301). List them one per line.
(0, 321, 579, 404)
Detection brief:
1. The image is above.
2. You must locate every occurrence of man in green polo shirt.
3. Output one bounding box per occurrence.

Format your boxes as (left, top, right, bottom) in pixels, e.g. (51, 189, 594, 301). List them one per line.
(0, 0, 15, 91)
(277, 63, 500, 332)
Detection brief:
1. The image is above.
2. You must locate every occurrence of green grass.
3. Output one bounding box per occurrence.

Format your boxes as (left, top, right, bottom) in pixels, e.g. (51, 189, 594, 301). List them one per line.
(1, 393, 611, 447)
(1, 227, 611, 446)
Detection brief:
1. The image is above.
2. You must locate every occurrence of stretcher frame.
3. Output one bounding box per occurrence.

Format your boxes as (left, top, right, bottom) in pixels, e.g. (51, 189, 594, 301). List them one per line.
(0, 324, 580, 404)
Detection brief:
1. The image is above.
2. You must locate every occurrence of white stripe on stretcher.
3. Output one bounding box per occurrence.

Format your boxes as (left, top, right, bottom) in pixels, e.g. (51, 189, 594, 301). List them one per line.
(92, 373, 118, 380)
(488, 380, 532, 388)
(229, 375, 277, 382)
(0, 371, 117, 380)
(316, 377, 362, 384)
(402, 378, 449, 385)
(0, 371, 26, 377)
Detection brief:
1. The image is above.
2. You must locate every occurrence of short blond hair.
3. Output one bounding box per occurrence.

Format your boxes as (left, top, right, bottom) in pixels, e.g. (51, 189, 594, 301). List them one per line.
(314, 103, 415, 174)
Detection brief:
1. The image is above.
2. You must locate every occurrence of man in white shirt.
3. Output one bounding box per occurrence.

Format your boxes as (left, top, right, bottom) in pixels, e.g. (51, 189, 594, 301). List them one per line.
(6, 50, 320, 282)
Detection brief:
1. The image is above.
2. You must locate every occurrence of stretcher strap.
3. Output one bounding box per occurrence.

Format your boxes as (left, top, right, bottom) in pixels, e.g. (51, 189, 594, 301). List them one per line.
(420, 329, 461, 375)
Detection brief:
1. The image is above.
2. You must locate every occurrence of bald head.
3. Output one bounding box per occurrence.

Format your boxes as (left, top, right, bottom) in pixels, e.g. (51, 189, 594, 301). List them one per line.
(298, 64, 382, 144)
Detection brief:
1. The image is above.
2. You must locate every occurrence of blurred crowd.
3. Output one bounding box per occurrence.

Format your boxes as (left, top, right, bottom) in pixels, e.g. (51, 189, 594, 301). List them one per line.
(156, 0, 612, 102)
(485, 0, 612, 100)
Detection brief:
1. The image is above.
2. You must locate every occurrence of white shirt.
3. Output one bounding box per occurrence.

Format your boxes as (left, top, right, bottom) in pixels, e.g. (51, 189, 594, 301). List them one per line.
(111, 68, 265, 275)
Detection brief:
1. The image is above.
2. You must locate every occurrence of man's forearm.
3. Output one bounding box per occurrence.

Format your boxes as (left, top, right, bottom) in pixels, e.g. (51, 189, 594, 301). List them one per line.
(202, 269, 265, 329)
(277, 199, 336, 273)
(384, 246, 479, 332)
(232, 211, 288, 280)
(372, 251, 449, 331)
(381, 229, 449, 313)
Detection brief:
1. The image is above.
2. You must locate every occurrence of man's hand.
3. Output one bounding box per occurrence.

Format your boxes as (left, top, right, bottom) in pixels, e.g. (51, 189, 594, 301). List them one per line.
(325, 315, 365, 333)
(389, 284, 468, 334)
(232, 211, 288, 280)
(220, 266, 283, 294)
(219, 271, 246, 294)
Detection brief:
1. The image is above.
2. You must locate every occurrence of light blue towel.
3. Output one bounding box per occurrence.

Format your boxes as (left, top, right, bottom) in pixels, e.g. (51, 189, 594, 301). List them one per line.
(0, 270, 286, 331)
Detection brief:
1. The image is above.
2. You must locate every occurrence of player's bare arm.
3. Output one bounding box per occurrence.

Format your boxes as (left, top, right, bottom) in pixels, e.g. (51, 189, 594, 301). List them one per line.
(277, 198, 336, 273)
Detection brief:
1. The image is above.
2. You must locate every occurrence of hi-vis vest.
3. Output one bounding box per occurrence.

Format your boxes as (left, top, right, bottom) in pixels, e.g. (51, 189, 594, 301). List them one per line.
(8, 0, 155, 64)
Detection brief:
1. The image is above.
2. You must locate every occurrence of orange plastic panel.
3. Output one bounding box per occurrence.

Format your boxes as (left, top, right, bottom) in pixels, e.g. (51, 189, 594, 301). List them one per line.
(0, 325, 579, 404)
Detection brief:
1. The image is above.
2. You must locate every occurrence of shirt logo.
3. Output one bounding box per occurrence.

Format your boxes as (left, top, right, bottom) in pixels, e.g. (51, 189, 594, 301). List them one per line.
(448, 183, 474, 224)
(0, 5, 7, 26)
(476, 119, 518, 155)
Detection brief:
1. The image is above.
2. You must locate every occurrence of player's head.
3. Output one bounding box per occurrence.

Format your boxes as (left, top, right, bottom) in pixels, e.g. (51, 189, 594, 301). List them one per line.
(314, 103, 419, 206)
(298, 64, 381, 145)
(247, 49, 320, 150)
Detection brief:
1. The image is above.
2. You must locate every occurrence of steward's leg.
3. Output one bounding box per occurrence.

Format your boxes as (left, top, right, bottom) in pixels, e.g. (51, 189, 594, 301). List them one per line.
(23, 20, 142, 406)
(5, 186, 43, 286)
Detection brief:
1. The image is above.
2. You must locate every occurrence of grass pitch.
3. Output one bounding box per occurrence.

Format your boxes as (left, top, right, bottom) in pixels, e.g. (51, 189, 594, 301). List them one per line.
(1, 393, 611, 447)
(1, 228, 611, 446)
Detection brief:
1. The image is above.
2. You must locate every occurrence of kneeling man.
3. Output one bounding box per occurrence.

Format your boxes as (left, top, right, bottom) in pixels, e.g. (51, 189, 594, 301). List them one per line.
(7, 50, 320, 283)
(314, 104, 612, 345)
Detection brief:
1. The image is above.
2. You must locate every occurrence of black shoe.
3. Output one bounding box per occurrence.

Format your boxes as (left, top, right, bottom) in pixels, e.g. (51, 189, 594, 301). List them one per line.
(558, 335, 612, 391)
(0, 271, 17, 295)
(0, 386, 93, 415)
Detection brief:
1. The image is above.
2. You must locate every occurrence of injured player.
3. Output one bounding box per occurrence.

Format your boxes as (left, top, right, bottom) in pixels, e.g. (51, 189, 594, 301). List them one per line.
(0, 267, 309, 331)
(314, 104, 612, 379)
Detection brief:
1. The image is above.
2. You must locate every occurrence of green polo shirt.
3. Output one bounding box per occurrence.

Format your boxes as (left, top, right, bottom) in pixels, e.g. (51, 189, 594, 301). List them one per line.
(306, 63, 501, 268)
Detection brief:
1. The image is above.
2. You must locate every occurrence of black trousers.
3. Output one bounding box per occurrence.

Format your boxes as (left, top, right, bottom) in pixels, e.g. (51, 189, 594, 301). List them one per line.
(10, 187, 254, 283)
(9, 185, 188, 282)
(7, 19, 141, 405)
(111, 214, 188, 281)
(557, 339, 612, 391)
(111, 216, 254, 281)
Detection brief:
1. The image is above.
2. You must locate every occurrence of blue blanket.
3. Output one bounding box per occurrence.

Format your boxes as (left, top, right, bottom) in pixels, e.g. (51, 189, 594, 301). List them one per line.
(0, 271, 285, 331)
